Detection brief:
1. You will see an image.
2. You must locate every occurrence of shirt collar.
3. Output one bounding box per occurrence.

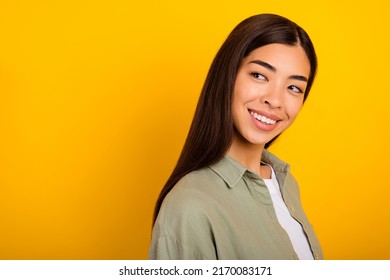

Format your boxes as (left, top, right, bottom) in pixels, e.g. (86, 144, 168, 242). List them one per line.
(261, 149, 290, 174)
(209, 149, 290, 188)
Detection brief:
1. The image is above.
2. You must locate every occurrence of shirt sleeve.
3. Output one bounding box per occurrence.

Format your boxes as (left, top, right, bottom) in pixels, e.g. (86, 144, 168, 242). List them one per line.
(148, 178, 218, 260)
(149, 235, 210, 260)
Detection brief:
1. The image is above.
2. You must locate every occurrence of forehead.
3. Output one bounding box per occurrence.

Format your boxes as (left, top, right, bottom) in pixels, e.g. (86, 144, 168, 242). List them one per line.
(243, 43, 310, 77)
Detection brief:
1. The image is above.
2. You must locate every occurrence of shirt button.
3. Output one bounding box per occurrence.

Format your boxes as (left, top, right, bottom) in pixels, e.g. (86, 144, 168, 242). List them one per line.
(314, 252, 320, 260)
(290, 205, 295, 212)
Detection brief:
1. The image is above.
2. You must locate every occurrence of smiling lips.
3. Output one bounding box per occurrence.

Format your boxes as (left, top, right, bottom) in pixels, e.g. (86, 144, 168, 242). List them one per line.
(249, 110, 279, 125)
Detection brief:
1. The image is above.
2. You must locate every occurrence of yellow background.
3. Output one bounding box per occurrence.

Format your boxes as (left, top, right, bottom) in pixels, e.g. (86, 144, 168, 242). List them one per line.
(1, 0, 389, 259)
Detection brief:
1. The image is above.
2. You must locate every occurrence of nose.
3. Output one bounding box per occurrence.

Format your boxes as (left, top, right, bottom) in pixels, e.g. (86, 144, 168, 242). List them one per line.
(260, 84, 283, 109)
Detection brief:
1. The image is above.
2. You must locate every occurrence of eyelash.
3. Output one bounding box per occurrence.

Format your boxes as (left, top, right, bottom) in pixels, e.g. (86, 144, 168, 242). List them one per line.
(251, 72, 304, 94)
(250, 72, 267, 81)
(288, 85, 304, 94)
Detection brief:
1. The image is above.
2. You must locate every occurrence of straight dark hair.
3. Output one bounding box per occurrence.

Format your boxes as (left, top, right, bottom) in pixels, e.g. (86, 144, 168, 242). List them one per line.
(153, 14, 317, 224)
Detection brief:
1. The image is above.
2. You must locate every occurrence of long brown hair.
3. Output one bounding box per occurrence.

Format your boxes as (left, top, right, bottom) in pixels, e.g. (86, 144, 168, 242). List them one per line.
(153, 14, 317, 224)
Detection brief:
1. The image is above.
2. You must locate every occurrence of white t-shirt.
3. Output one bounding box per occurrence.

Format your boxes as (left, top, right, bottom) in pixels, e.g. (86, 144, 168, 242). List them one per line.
(262, 165, 314, 260)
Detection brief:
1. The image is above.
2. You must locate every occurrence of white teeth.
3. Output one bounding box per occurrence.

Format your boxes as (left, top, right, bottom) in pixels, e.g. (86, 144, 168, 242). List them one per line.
(250, 111, 277, 125)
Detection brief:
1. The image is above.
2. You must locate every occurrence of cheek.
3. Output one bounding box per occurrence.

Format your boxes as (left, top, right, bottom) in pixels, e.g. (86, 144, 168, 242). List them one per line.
(231, 88, 247, 115)
(232, 73, 258, 104)
(287, 100, 304, 120)
(232, 86, 257, 109)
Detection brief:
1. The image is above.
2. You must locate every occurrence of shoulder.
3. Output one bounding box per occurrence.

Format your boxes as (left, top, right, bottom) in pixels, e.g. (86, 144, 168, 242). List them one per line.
(162, 167, 227, 215)
(154, 164, 234, 234)
(150, 168, 223, 259)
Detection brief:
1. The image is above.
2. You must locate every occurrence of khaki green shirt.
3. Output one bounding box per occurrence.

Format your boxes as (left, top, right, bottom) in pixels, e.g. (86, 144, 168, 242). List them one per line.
(149, 150, 323, 260)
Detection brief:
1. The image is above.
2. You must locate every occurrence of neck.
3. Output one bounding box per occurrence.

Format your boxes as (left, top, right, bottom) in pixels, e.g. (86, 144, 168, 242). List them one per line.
(226, 133, 265, 176)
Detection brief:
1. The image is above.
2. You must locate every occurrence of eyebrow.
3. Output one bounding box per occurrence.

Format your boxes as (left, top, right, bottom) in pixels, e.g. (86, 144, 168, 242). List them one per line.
(249, 60, 308, 82)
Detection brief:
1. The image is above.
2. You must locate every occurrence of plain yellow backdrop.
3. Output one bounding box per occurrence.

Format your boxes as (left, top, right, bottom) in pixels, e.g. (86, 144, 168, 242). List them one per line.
(1, 0, 389, 259)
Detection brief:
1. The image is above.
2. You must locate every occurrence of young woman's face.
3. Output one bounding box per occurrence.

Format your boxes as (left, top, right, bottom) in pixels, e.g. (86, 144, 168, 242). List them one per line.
(232, 43, 310, 147)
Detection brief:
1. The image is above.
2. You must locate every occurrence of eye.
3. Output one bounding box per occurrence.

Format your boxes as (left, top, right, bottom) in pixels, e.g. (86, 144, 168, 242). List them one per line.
(250, 72, 267, 81)
(288, 85, 304, 94)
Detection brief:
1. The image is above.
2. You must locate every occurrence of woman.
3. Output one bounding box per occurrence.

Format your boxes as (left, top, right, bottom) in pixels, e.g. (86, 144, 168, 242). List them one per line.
(149, 14, 323, 260)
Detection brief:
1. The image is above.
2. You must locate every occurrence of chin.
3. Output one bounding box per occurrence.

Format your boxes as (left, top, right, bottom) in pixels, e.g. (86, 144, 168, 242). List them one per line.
(245, 137, 272, 146)
(234, 129, 276, 147)
(248, 133, 277, 144)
